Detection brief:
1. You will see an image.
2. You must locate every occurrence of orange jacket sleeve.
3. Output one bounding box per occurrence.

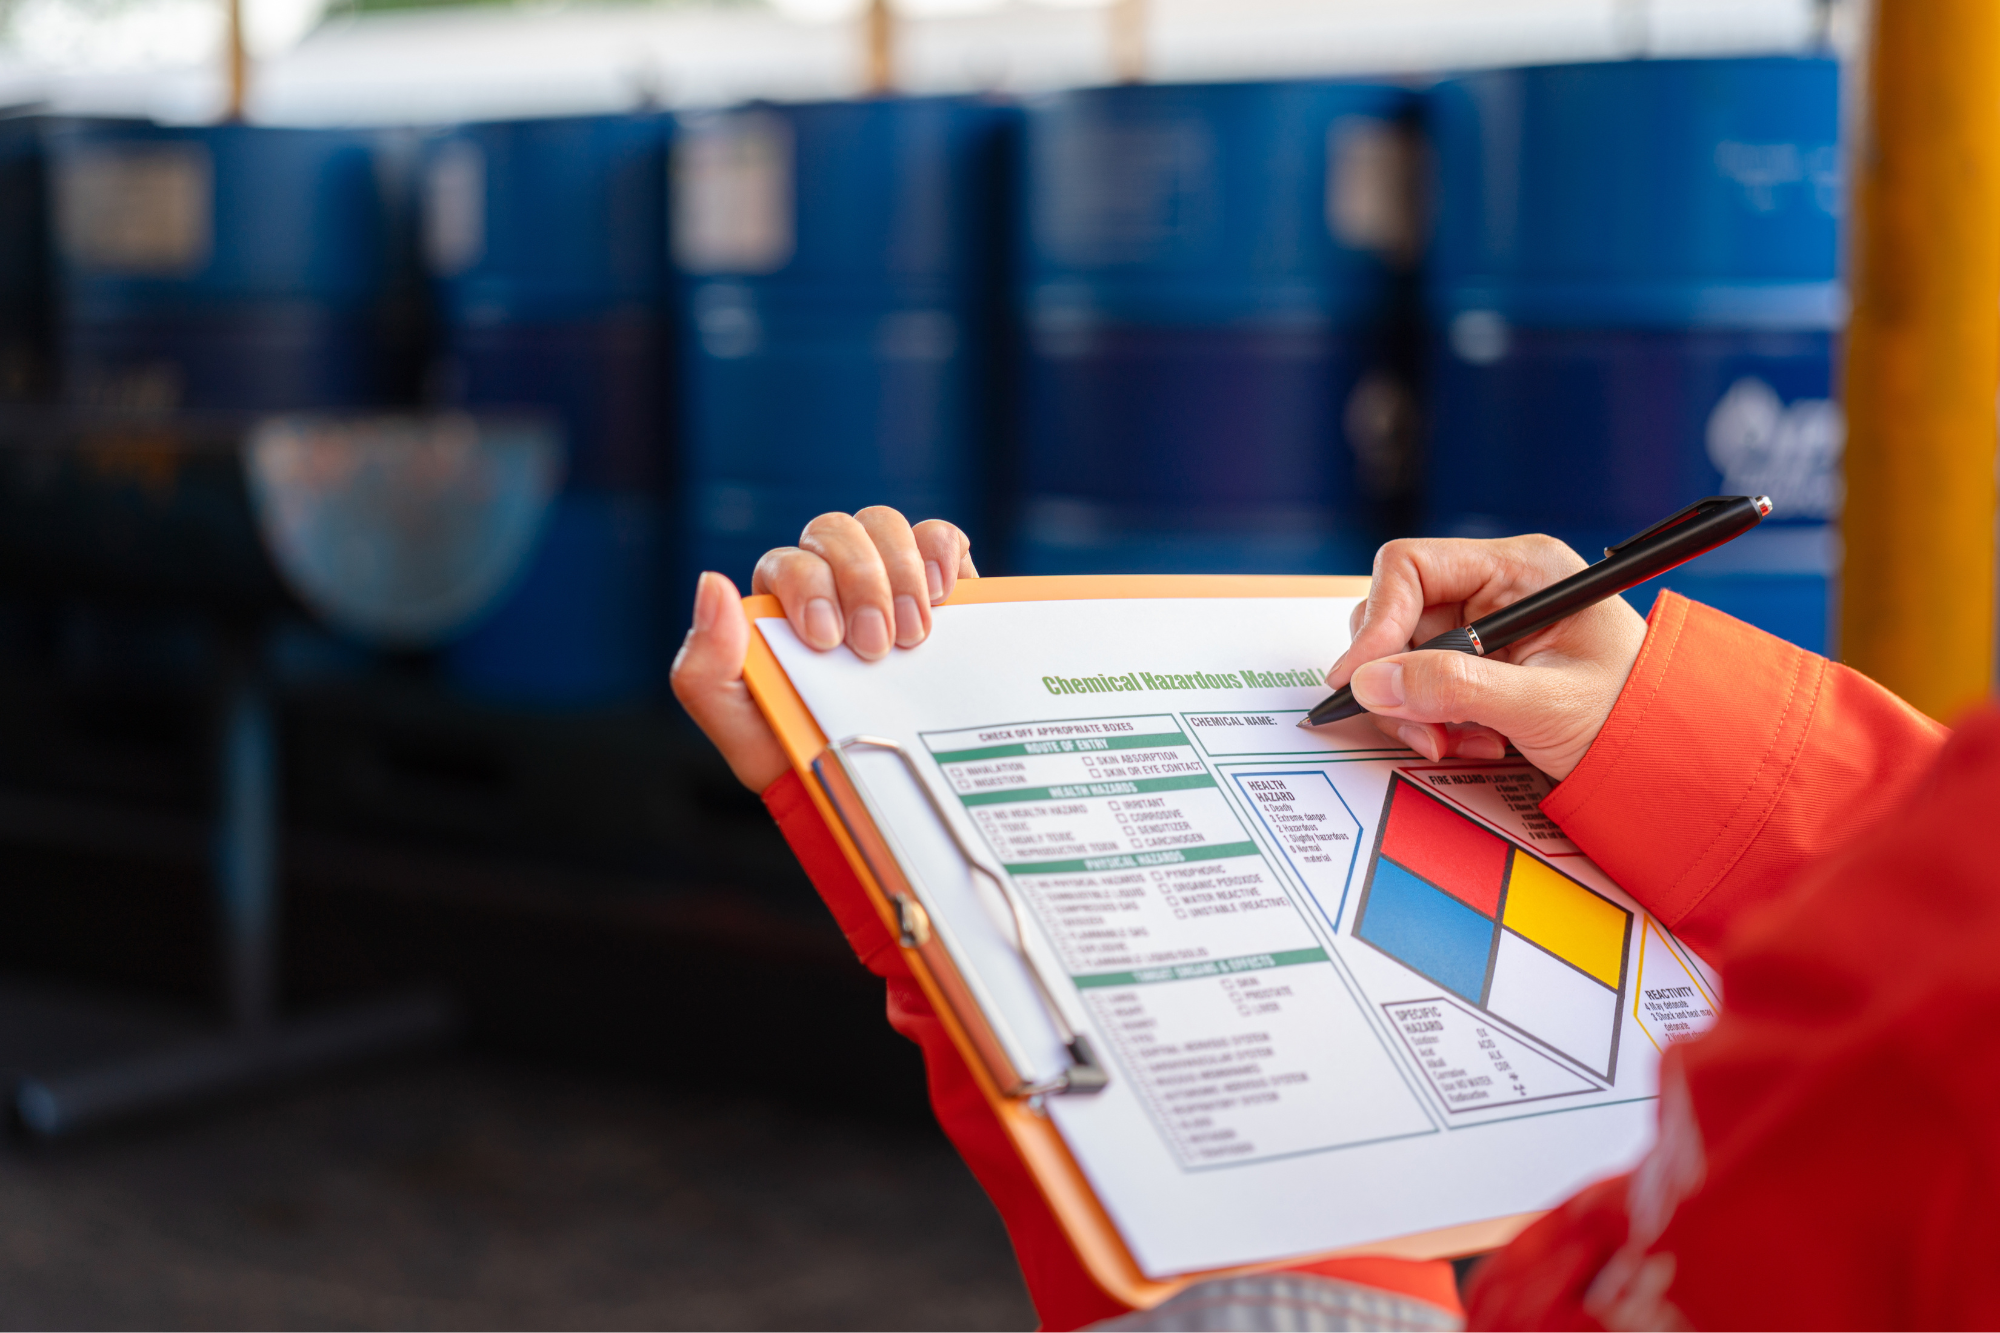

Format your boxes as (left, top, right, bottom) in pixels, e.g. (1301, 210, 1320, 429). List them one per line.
(1472, 703, 2000, 1330)
(1540, 590, 1948, 962)
(761, 769, 1460, 1329)
(1469, 596, 1981, 1329)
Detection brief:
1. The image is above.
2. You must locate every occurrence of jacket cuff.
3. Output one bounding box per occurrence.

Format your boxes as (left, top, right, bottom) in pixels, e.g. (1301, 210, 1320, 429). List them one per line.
(1540, 591, 1830, 956)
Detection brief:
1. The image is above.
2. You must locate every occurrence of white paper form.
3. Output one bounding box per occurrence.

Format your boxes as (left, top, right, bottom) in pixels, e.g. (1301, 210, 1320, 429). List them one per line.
(761, 597, 1720, 1277)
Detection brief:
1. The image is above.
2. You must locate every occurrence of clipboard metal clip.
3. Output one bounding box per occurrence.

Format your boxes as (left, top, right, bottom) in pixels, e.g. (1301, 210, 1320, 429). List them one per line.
(812, 735, 1110, 1099)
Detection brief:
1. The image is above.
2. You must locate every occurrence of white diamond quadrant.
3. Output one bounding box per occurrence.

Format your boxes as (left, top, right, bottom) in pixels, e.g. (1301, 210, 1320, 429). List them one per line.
(1484, 930, 1621, 1078)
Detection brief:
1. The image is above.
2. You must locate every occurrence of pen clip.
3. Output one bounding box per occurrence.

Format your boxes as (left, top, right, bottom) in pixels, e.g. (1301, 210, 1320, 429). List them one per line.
(1603, 495, 1748, 558)
(812, 735, 1109, 1099)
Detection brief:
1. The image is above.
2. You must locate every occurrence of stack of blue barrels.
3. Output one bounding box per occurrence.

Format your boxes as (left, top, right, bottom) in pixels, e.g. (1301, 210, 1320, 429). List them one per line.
(423, 113, 671, 706)
(1012, 81, 1417, 575)
(1424, 57, 1842, 651)
(44, 120, 419, 415)
(0, 114, 51, 404)
(674, 97, 1015, 587)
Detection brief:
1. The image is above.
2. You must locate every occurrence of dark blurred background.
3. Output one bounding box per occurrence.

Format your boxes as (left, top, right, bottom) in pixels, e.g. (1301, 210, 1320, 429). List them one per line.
(0, 0, 1847, 1326)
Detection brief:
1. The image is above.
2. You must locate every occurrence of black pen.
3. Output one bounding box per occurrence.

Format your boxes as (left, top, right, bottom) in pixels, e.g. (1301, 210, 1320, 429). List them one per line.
(1300, 494, 1774, 729)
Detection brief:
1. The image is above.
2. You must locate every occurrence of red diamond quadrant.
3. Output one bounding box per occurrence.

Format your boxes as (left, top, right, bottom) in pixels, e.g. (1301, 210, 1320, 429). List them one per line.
(1379, 779, 1510, 918)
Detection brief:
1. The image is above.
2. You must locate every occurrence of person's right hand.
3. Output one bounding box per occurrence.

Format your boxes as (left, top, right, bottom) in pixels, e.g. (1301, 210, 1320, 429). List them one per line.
(1323, 535, 1648, 781)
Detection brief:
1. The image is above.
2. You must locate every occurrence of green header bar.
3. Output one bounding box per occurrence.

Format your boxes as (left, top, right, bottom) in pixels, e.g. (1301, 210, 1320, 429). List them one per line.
(1073, 947, 1330, 990)
(930, 732, 1191, 765)
(959, 772, 1215, 808)
(1004, 838, 1260, 876)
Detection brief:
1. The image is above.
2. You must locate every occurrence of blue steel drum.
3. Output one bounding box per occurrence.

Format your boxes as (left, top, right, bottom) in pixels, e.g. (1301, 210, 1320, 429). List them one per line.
(439, 490, 658, 705)
(44, 119, 415, 414)
(1425, 57, 1841, 651)
(423, 113, 671, 706)
(441, 315, 662, 492)
(1015, 80, 1417, 575)
(683, 291, 976, 583)
(675, 97, 1014, 586)
(0, 115, 51, 402)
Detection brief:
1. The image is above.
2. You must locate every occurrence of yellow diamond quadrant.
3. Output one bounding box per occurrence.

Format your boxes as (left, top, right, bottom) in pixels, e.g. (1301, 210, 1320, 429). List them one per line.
(1501, 853, 1628, 989)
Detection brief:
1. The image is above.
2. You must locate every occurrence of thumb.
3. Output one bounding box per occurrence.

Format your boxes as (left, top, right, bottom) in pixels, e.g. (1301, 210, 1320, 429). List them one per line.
(1349, 650, 1599, 777)
(670, 571, 790, 791)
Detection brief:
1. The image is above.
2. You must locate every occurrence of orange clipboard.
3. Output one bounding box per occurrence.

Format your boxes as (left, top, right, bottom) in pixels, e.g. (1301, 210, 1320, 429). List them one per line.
(739, 574, 1538, 1311)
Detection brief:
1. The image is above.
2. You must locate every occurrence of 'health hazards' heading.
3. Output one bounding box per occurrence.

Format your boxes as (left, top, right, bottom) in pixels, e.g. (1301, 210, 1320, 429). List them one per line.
(1041, 668, 1326, 696)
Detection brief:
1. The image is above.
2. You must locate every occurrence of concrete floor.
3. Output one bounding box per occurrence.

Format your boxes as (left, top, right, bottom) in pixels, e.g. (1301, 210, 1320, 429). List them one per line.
(0, 1049, 1036, 1330)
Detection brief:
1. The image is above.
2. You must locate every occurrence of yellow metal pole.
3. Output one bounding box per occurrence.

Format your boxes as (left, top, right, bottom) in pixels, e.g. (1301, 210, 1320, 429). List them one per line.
(1839, 0, 2000, 717)
(224, 0, 249, 121)
(1110, 0, 1146, 84)
(863, 0, 894, 97)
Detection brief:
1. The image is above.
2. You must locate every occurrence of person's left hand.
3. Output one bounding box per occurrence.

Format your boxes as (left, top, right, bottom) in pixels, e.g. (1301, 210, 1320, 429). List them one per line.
(670, 508, 977, 792)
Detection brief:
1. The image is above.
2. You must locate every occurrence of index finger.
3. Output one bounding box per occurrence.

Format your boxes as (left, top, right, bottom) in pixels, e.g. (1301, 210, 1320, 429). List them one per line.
(1329, 536, 1587, 687)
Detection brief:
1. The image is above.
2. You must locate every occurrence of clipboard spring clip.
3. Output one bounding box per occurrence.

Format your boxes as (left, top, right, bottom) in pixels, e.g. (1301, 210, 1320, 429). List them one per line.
(813, 735, 1110, 1099)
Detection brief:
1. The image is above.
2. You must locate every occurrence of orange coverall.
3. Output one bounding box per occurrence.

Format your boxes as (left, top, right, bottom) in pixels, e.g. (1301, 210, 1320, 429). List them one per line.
(762, 591, 1989, 1329)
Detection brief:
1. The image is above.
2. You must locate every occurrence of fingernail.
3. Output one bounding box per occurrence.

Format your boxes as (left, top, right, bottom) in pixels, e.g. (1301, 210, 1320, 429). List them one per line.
(1461, 733, 1507, 761)
(925, 559, 945, 602)
(1350, 661, 1405, 709)
(850, 605, 891, 658)
(1397, 724, 1437, 759)
(692, 572, 721, 632)
(803, 597, 841, 650)
(894, 594, 924, 646)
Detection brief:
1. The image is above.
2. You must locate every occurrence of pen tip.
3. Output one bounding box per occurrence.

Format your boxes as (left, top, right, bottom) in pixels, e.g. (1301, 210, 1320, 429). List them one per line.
(1295, 718, 1314, 730)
